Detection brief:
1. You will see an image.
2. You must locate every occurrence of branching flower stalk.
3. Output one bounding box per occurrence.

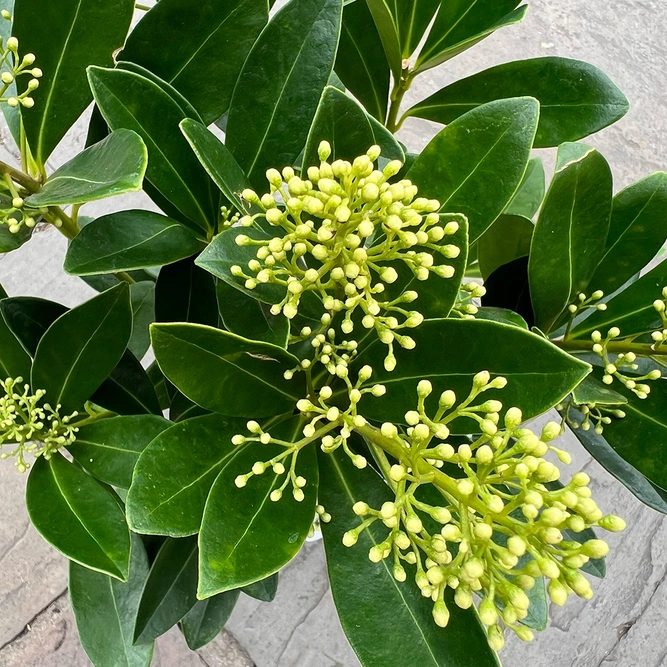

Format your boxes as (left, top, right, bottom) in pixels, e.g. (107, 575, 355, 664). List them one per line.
(227, 146, 626, 651)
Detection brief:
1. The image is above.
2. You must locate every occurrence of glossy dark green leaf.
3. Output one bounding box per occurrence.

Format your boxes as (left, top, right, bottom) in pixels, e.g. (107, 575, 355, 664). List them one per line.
(64, 210, 204, 276)
(242, 573, 279, 602)
(198, 421, 318, 598)
(151, 323, 302, 417)
(335, 0, 389, 122)
(121, 0, 268, 124)
(570, 419, 667, 514)
(504, 158, 545, 219)
(169, 391, 210, 423)
(196, 225, 285, 306)
(352, 318, 590, 431)
(319, 448, 501, 667)
(31, 284, 132, 415)
(478, 214, 533, 281)
(216, 280, 289, 348)
(70, 533, 154, 667)
(302, 86, 403, 169)
(529, 143, 613, 333)
(406, 58, 629, 148)
(1, 296, 67, 355)
(27, 453, 130, 579)
(588, 172, 667, 296)
(0, 301, 31, 381)
(415, 1, 525, 73)
(364, 0, 401, 79)
(0, 222, 31, 253)
(382, 214, 468, 320)
(570, 260, 667, 340)
(92, 351, 163, 416)
(408, 97, 539, 243)
(155, 256, 218, 327)
(13, 0, 134, 164)
(226, 0, 343, 188)
(520, 578, 548, 631)
(26, 130, 147, 208)
(180, 590, 240, 650)
(391, 0, 440, 58)
(595, 378, 667, 490)
(180, 118, 251, 213)
(69, 415, 171, 489)
(127, 413, 246, 537)
(475, 307, 529, 330)
(134, 537, 199, 643)
(87, 66, 217, 233)
(128, 282, 155, 361)
(571, 375, 627, 406)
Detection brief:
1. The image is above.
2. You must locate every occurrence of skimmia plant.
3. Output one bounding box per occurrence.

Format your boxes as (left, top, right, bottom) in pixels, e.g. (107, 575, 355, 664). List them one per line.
(0, 0, 663, 665)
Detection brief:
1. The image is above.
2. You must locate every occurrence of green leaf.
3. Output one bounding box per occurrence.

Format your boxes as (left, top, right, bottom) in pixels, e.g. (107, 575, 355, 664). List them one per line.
(151, 323, 302, 418)
(406, 58, 629, 148)
(31, 284, 132, 415)
(478, 214, 533, 281)
(407, 97, 539, 243)
(69, 415, 171, 489)
(64, 210, 204, 276)
(529, 143, 613, 333)
(87, 66, 217, 234)
(364, 0, 401, 79)
(1, 296, 67, 355)
(335, 0, 389, 122)
(226, 0, 343, 188)
(121, 0, 268, 124)
(571, 375, 627, 406)
(180, 590, 240, 650)
(319, 448, 501, 667)
(0, 301, 31, 381)
(196, 225, 285, 306)
(134, 537, 199, 644)
(0, 222, 31, 253)
(588, 172, 667, 296)
(504, 157, 545, 219)
(13, 0, 135, 164)
(92, 350, 163, 416)
(155, 256, 219, 327)
(570, 260, 667, 340)
(128, 281, 155, 361)
(179, 118, 252, 213)
(391, 0, 440, 58)
(475, 307, 529, 330)
(594, 377, 667, 490)
(70, 533, 154, 667)
(198, 420, 318, 598)
(216, 280, 289, 348)
(242, 573, 279, 602)
(352, 318, 590, 431)
(127, 413, 246, 537)
(0, 0, 19, 143)
(26, 130, 147, 208)
(570, 419, 667, 514)
(520, 577, 548, 631)
(416, 2, 526, 73)
(27, 453, 130, 580)
(302, 86, 404, 169)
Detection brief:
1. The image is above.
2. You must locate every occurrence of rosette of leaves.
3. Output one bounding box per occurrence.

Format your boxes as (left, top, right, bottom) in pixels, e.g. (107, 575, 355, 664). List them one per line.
(0, 0, 659, 665)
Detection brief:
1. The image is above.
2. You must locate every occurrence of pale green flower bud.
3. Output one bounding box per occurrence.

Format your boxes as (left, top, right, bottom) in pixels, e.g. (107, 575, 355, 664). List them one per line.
(598, 514, 626, 532)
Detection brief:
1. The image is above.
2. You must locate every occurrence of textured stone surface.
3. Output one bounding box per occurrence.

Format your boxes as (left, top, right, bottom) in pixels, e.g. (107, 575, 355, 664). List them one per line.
(0, 1, 666, 666)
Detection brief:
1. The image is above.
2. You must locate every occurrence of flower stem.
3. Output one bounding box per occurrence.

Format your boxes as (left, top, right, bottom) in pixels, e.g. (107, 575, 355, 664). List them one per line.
(555, 337, 667, 357)
(386, 70, 414, 134)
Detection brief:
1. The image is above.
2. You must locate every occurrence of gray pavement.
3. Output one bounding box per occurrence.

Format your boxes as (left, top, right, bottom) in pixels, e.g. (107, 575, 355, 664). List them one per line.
(0, 1, 666, 665)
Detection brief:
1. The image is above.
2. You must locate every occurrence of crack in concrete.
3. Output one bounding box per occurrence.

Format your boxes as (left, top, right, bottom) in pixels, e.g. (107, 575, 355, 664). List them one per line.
(0, 587, 68, 652)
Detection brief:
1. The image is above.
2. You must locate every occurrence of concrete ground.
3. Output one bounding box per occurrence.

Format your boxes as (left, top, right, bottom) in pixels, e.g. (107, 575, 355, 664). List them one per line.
(0, 0, 666, 665)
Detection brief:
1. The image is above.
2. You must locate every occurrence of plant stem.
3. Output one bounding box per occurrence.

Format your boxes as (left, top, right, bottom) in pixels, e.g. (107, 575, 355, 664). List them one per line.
(0, 159, 39, 193)
(386, 70, 414, 134)
(135, 2, 151, 9)
(555, 337, 667, 357)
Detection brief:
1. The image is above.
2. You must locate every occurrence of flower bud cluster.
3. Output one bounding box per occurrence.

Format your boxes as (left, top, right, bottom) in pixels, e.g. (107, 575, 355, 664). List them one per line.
(0, 17, 42, 110)
(558, 396, 626, 436)
(566, 291, 607, 318)
(0, 377, 78, 472)
(341, 374, 624, 650)
(590, 328, 661, 398)
(452, 281, 486, 319)
(230, 143, 462, 368)
(0, 174, 46, 233)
